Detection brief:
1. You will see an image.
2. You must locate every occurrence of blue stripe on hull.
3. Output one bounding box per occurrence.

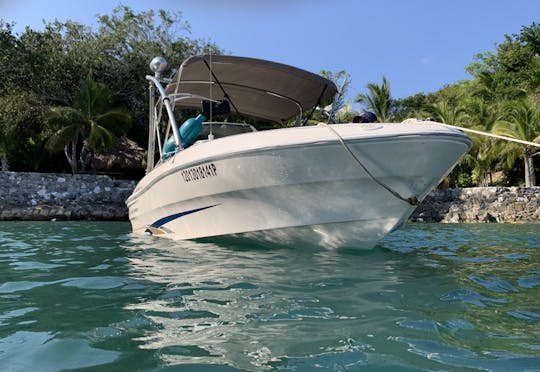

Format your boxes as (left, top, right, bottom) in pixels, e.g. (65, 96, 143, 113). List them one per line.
(145, 205, 218, 235)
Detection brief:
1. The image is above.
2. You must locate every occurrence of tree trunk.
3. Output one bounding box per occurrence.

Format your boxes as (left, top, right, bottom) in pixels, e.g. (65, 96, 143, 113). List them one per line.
(79, 145, 89, 172)
(71, 141, 78, 174)
(524, 154, 536, 187)
(91, 150, 96, 176)
(64, 141, 78, 175)
(1, 154, 8, 171)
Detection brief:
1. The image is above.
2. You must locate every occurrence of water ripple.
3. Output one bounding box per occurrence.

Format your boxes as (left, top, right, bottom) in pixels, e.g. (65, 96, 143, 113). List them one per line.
(0, 331, 119, 371)
(468, 275, 519, 293)
(394, 336, 540, 371)
(1, 222, 539, 371)
(518, 276, 540, 289)
(440, 288, 508, 307)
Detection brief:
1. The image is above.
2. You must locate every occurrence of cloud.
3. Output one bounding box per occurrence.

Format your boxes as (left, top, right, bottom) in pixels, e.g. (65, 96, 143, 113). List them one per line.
(420, 56, 433, 65)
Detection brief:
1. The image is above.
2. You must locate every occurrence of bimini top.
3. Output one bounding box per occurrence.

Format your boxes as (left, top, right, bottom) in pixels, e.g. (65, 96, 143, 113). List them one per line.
(165, 55, 338, 124)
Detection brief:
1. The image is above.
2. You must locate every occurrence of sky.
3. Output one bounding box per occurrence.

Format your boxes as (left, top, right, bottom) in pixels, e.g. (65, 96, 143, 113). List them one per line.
(2, 0, 540, 106)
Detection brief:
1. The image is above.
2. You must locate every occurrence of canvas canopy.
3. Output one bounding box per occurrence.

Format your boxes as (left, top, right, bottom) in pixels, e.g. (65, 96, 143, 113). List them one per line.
(165, 55, 338, 124)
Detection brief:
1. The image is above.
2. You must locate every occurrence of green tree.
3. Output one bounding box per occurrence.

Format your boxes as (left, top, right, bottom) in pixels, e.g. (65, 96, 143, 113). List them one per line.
(426, 100, 467, 124)
(462, 101, 504, 185)
(492, 97, 540, 186)
(356, 76, 393, 122)
(319, 70, 351, 122)
(393, 92, 434, 121)
(465, 22, 540, 100)
(0, 20, 18, 93)
(1, 6, 222, 173)
(44, 77, 131, 174)
(95, 6, 221, 145)
(0, 90, 50, 171)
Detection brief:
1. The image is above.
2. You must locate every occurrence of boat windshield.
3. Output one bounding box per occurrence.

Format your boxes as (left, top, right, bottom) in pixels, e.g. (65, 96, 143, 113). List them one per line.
(196, 122, 256, 141)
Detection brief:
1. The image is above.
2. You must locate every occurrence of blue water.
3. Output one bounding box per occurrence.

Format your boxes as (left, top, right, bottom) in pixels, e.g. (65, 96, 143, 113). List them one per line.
(0, 222, 539, 371)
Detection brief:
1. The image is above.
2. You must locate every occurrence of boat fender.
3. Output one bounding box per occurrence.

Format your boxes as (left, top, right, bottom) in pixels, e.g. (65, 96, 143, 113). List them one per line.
(163, 137, 176, 156)
(162, 114, 206, 159)
(180, 114, 206, 148)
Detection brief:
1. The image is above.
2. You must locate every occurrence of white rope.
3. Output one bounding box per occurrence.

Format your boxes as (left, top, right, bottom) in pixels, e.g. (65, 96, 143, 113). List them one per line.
(321, 123, 419, 206)
(429, 121, 540, 148)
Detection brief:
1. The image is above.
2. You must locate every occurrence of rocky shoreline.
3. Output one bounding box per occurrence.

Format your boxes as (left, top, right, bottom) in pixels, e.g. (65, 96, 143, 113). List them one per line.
(410, 186, 540, 223)
(0, 172, 136, 221)
(0, 172, 539, 223)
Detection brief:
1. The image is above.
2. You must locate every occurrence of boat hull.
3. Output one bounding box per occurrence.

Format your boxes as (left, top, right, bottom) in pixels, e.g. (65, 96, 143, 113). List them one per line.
(127, 123, 471, 249)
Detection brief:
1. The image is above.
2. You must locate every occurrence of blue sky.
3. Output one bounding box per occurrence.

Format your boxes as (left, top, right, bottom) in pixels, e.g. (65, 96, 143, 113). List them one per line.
(2, 0, 539, 105)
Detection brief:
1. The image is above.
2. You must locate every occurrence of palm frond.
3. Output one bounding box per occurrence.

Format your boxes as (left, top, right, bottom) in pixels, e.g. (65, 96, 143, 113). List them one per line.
(86, 122, 115, 153)
(45, 107, 86, 131)
(492, 120, 520, 139)
(45, 125, 80, 152)
(75, 77, 113, 117)
(356, 76, 393, 122)
(95, 110, 132, 136)
(499, 97, 540, 142)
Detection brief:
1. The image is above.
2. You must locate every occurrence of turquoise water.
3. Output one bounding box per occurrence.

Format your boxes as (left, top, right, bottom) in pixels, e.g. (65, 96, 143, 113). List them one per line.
(0, 222, 539, 371)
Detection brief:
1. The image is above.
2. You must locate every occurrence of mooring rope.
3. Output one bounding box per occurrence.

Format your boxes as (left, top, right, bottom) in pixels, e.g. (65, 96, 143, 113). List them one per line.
(437, 122, 540, 148)
(321, 123, 419, 206)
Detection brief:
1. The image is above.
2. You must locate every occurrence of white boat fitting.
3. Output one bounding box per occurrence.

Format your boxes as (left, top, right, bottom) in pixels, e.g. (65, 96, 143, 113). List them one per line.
(126, 55, 472, 249)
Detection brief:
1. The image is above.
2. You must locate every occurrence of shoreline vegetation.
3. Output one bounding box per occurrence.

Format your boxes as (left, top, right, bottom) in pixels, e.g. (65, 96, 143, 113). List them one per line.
(0, 172, 538, 224)
(1, 8, 539, 225)
(0, 8, 539, 189)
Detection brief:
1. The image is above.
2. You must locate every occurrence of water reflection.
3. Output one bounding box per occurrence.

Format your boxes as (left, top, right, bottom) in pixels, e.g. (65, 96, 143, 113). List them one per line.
(2, 222, 538, 371)
(123, 224, 540, 370)
(123, 237, 415, 370)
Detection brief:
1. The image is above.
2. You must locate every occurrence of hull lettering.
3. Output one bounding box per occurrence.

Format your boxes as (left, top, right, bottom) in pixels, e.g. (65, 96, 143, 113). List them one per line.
(181, 163, 218, 182)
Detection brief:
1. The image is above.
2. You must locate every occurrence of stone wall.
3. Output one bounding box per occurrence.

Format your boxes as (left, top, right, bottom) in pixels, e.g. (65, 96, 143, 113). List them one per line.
(0, 172, 136, 221)
(410, 187, 540, 223)
(1, 172, 539, 223)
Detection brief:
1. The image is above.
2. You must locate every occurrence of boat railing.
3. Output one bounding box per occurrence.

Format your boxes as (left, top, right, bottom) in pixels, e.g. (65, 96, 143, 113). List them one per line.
(147, 73, 224, 171)
(157, 93, 220, 149)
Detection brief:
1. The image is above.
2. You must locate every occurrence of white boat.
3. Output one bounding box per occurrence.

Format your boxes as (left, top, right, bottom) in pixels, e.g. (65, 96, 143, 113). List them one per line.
(126, 55, 471, 249)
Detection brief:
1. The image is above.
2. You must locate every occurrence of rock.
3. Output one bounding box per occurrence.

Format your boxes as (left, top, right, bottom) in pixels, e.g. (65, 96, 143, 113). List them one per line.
(411, 187, 540, 223)
(0, 171, 136, 221)
(1, 172, 539, 223)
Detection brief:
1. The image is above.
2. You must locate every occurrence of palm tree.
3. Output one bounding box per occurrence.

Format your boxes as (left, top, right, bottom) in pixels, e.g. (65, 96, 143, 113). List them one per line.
(356, 76, 393, 122)
(462, 100, 503, 186)
(492, 97, 540, 186)
(427, 100, 467, 125)
(44, 77, 131, 174)
(473, 71, 498, 102)
(320, 70, 351, 122)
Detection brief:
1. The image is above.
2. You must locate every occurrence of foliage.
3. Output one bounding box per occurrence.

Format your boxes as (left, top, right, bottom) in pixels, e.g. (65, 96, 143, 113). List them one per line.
(390, 22, 540, 186)
(94, 6, 220, 145)
(356, 76, 394, 122)
(492, 97, 540, 186)
(1, 10, 539, 185)
(44, 77, 132, 174)
(319, 70, 352, 122)
(0, 6, 222, 174)
(0, 90, 51, 171)
(392, 92, 435, 121)
(465, 23, 540, 99)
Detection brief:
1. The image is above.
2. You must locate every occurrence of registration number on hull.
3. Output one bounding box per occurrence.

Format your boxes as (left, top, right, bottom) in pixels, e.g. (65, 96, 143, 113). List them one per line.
(181, 163, 218, 182)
